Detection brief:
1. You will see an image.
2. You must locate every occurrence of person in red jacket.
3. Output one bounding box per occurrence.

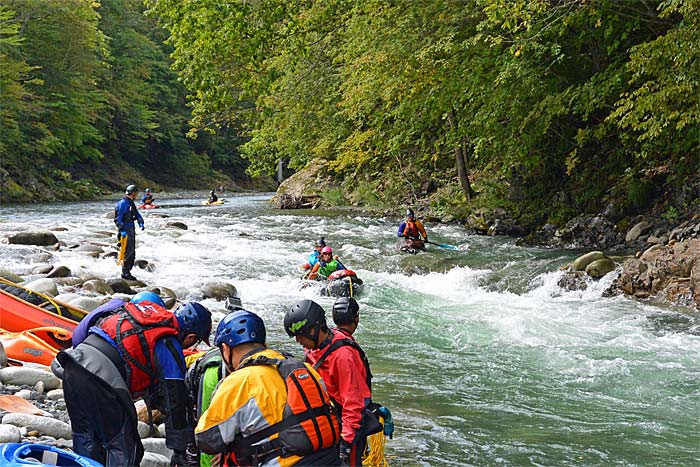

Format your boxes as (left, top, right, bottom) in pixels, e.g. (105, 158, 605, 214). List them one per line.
(284, 299, 372, 467)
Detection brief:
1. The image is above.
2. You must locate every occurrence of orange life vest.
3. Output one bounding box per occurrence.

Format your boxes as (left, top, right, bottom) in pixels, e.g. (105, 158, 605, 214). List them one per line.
(99, 302, 179, 394)
(233, 354, 340, 464)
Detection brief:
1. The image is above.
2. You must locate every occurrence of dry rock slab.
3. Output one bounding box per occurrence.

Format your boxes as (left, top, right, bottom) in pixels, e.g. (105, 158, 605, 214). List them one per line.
(2, 413, 71, 439)
(0, 367, 61, 390)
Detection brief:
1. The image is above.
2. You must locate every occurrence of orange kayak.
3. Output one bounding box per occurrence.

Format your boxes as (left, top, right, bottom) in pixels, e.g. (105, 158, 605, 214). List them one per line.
(0, 279, 86, 333)
(0, 327, 71, 366)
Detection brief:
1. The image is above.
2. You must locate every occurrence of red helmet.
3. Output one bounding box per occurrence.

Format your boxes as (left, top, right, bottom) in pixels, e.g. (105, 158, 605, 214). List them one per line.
(321, 246, 333, 254)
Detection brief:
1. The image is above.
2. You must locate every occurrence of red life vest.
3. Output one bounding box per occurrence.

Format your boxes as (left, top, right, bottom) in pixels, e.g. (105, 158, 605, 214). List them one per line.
(99, 302, 179, 394)
(328, 269, 357, 281)
(233, 355, 340, 464)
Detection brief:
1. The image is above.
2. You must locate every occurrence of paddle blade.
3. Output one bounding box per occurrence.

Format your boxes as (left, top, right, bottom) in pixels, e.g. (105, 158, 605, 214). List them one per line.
(437, 243, 459, 250)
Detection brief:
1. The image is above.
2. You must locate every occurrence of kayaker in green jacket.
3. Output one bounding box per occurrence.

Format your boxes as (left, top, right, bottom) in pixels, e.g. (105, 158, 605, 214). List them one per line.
(308, 246, 346, 280)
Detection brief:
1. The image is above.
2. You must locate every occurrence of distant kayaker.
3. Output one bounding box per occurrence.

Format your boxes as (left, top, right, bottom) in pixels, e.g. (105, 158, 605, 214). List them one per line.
(54, 298, 212, 467)
(141, 188, 155, 206)
(208, 189, 218, 203)
(195, 309, 342, 467)
(308, 246, 346, 280)
(302, 237, 326, 270)
(114, 184, 144, 281)
(397, 208, 428, 242)
(285, 300, 376, 467)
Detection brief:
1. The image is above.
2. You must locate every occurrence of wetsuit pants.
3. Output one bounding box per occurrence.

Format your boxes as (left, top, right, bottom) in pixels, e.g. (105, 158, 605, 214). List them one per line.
(121, 226, 136, 277)
(349, 438, 367, 467)
(62, 358, 143, 467)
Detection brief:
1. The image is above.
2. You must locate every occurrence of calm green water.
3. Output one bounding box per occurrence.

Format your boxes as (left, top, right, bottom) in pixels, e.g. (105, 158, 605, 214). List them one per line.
(1, 194, 698, 466)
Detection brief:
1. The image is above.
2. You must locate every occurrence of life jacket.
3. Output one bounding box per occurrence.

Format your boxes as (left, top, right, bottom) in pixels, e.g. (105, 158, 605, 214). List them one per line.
(99, 302, 179, 394)
(313, 335, 372, 391)
(231, 354, 340, 465)
(327, 269, 356, 281)
(185, 347, 223, 421)
(402, 220, 421, 239)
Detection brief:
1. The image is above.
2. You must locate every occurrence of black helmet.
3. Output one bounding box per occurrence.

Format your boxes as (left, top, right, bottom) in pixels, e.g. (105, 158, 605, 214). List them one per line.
(145, 188, 151, 193)
(332, 297, 359, 325)
(314, 237, 326, 248)
(406, 208, 415, 218)
(126, 184, 137, 194)
(284, 300, 326, 338)
(210, 189, 215, 194)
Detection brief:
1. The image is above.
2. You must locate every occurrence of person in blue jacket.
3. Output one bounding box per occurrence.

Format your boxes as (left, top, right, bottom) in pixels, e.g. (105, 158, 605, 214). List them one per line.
(141, 188, 155, 206)
(54, 294, 212, 467)
(302, 237, 326, 271)
(114, 184, 144, 281)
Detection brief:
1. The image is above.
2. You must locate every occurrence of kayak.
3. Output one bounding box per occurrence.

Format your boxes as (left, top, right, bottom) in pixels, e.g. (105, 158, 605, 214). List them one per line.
(202, 199, 225, 205)
(301, 269, 364, 298)
(0, 327, 71, 366)
(138, 204, 160, 209)
(0, 443, 104, 467)
(0, 279, 85, 333)
(396, 238, 425, 254)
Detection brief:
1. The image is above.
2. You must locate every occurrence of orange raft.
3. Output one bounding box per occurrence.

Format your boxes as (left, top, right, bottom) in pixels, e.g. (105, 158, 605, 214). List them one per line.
(0, 327, 72, 366)
(0, 279, 85, 333)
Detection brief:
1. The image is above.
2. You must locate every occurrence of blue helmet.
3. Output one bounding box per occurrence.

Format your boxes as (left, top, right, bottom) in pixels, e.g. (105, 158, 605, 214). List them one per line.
(174, 302, 213, 344)
(214, 310, 266, 348)
(131, 291, 165, 308)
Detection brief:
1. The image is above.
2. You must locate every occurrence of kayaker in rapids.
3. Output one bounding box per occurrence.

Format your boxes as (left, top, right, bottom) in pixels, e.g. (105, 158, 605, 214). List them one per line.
(114, 184, 144, 281)
(397, 208, 428, 253)
(307, 246, 347, 280)
(195, 309, 342, 467)
(301, 237, 327, 270)
(207, 189, 218, 204)
(53, 296, 212, 467)
(285, 300, 380, 467)
(141, 188, 155, 206)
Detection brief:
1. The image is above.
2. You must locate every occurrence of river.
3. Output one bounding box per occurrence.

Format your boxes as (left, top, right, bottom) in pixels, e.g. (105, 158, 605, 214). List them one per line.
(1, 193, 698, 466)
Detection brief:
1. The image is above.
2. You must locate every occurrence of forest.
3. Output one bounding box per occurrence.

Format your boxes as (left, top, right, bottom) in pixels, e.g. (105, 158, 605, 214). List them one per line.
(2, 0, 698, 231)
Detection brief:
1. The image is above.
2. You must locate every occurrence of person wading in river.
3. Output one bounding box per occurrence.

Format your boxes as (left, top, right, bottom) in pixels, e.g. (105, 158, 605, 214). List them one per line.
(114, 184, 144, 281)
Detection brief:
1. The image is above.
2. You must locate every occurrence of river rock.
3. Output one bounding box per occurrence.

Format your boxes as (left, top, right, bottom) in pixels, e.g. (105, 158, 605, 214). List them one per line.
(0, 424, 21, 443)
(82, 279, 114, 295)
(140, 452, 169, 467)
(557, 271, 588, 291)
(46, 389, 64, 400)
(147, 286, 177, 308)
(166, 221, 188, 230)
(0, 342, 7, 368)
(66, 296, 102, 312)
(47, 265, 71, 278)
(50, 226, 68, 232)
(201, 282, 238, 301)
(7, 231, 59, 246)
(53, 277, 83, 286)
(0, 367, 61, 390)
(54, 293, 81, 303)
(0, 268, 23, 283)
(135, 260, 156, 272)
(108, 278, 134, 294)
(103, 251, 118, 259)
(142, 438, 172, 458)
(585, 258, 616, 279)
(22, 278, 58, 297)
(2, 413, 71, 439)
(626, 220, 652, 243)
(32, 264, 53, 274)
(14, 389, 32, 400)
(571, 251, 605, 272)
(608, 238, 700, 308)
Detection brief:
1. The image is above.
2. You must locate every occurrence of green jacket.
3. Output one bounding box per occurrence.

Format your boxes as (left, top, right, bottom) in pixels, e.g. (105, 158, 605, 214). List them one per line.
(317, 259, 343, 278)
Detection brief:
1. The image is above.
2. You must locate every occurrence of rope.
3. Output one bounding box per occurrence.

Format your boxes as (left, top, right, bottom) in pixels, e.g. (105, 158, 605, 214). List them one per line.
(0, 277, 65, 317)
(362, 418, 389, 467)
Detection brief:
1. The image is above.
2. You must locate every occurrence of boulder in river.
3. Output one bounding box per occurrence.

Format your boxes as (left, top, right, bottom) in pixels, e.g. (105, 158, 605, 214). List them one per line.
(135, 259, 156, 272)
(0, 268, 23, 283)
(1, 413, 71, 439)
(47, 265, 71, 278)
(201, 282, 238, 301)
(7, 231, 59, 246)
(82, 279, 114, 295)
(22, 278, 58, 297)
(32, 264, 53, 275)
(108, 278, 134, 294)
(166, 221, 188, 230)
(585, 258, 616, 279)
(571, 251, 606, 272)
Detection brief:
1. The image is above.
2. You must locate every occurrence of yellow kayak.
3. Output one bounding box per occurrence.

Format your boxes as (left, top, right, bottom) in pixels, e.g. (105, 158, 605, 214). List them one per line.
(202, 199, 225, 205)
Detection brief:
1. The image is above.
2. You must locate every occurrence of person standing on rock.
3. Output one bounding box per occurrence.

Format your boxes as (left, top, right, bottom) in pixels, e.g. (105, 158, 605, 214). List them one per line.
(114, 184, 144, 281)
(54, 299, 212, 467)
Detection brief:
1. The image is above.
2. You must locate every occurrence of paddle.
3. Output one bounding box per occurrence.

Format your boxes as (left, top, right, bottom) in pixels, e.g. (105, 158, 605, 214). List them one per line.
(406, 236, 459, 250)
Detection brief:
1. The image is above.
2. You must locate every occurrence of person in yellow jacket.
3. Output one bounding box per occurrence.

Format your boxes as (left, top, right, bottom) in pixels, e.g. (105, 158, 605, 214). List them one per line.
(195, 310, 342, 467)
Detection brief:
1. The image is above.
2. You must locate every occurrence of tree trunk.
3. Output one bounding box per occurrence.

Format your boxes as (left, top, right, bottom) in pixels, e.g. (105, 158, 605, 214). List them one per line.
(447, 109, 476, 201)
